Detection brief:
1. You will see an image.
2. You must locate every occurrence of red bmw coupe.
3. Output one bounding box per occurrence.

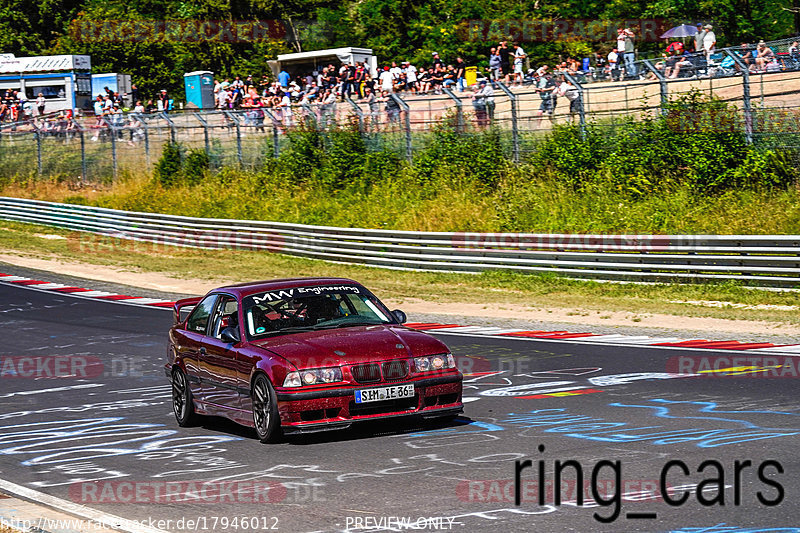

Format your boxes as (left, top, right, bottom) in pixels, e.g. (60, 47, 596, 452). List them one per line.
(166, 278, 463, 442)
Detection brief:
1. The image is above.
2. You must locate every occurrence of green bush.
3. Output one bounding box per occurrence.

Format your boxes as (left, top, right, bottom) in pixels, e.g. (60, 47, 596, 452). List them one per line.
(154, 142, 183, 187)
(183, 149, 209, 186)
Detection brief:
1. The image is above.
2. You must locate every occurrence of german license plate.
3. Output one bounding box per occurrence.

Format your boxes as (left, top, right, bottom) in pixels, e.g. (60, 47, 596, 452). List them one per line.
(355, 384, 414, 403)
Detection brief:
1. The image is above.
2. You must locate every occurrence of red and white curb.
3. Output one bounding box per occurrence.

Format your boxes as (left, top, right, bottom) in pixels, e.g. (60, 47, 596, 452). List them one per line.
(405, 323, 800, 355)
(0, 273, 174, 307)
(1, 272, 798, 355)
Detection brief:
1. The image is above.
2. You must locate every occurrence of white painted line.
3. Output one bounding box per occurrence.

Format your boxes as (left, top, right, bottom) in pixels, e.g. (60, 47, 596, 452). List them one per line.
(1, 276, 31, 281)
(29, 282, 70, 290)
(583, 335, 653, 343)
(116, 298, 166, 305)
(70, 290, 116, 297)
(749, 345, 800, 353)
(0, 478, 170, 533)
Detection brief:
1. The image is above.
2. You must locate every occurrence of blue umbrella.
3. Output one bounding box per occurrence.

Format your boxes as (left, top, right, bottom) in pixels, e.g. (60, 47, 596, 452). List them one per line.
(660, 24, 699, 39)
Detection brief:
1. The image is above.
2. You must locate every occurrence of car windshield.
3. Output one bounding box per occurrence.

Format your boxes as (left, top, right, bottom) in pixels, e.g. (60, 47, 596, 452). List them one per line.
(241, 285, 394, 339)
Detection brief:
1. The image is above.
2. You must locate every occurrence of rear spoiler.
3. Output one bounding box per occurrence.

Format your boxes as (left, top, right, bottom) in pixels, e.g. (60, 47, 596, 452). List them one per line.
(173, 297, 202, 325)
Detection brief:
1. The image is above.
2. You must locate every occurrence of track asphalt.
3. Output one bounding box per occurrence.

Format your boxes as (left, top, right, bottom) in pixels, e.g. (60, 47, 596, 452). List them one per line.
(0, 282, 798, 533)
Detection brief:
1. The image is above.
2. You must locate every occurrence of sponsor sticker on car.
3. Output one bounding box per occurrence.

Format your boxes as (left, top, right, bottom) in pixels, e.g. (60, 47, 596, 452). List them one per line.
(355, 384, 414, 403)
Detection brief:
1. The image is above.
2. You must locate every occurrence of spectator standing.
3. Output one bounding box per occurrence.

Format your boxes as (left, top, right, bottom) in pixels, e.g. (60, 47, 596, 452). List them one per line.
(535, 72, 557, 126)
(403, 61, 418, 94)
(513, 42, 526, 85)
(593, 51, 607, 80)
(130, 84, 140, 105)
(499, 41, 511, 82)
(489, 48, 502, 83)
(361, 86, 380, 130)
(379, 66, 394, 93)
(559, 76, 582, 119)
(694, 23, 706, 54)
(623, 28, 637, 78)
(703, 25, 716, 63)
(278, 69, 290, 89)
(36, 93, 45, 116)
(608, 48, 620, 81)
(158, 89, 170, 112)
(454, 57, 467, 91)
(431, 52, 443, 69)
(471, 79, 494, 127)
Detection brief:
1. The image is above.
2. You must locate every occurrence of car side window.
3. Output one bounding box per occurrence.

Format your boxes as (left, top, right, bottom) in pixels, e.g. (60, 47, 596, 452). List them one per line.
(210, 296, 239, 340)
(185, 295, 217, 335)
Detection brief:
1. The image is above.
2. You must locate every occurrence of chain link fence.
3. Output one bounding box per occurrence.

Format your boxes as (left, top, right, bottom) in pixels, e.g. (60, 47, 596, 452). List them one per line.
(2, 62, 800, 181)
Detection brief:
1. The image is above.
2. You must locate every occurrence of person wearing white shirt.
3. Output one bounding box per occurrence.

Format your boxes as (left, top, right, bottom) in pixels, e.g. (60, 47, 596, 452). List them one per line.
(607, 49, 620, 80)
(379, 67, 394, 92)
(703, 24, 716, 63)
(404, 62, 418, 94)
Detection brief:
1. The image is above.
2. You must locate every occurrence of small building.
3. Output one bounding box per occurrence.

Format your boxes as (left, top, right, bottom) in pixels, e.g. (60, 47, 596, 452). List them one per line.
(91, 73, 132, 106)
(271, 47, 377, 80)
(0, 54, 92, 112)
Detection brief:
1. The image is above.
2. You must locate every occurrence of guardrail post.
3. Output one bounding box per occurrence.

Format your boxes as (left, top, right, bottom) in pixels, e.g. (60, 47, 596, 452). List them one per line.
(193, 112, 211, 156)
(224, 111, 244, 166)
(442, 87, 464, 133)
(160, 111, 176, 143)
(725, 49, 753, 144)
(642, 59, 667, 115)
(34, 130, 42, 177)
(389, 93, 412, 163)
(109, 123, 118, 181)
(562, 72, 586, 139)
(345, 96, 365, 133)
(261, 108, 281, 157)
(72, 120, 88, 181)
(496, 82, 519, 163)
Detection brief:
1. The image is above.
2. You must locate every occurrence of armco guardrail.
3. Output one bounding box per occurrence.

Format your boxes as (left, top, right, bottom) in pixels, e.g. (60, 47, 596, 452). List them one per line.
(1, 197, 798, 288)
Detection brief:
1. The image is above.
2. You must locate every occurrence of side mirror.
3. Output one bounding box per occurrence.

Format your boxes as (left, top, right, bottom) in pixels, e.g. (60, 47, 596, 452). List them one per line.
(220, 327, 241, 344)
(391, 309, 407, 324)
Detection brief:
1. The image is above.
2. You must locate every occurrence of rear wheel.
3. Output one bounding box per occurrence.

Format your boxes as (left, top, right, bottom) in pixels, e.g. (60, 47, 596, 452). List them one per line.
(252, 374, 281, 443)
(172, 368, 197, 427)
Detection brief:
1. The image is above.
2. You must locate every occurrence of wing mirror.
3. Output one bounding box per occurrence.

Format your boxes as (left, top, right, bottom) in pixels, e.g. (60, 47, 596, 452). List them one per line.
(391, 309, 407, 324)
(220, 327, 241, 344)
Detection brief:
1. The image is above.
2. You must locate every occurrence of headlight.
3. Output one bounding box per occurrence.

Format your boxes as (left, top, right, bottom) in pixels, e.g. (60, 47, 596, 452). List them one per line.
(414, 353, 456, 372)
(283, 367, 343, 387)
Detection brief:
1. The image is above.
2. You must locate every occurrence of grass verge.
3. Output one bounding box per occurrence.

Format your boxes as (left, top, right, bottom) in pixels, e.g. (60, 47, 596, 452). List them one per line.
(1, 220, 798, 326)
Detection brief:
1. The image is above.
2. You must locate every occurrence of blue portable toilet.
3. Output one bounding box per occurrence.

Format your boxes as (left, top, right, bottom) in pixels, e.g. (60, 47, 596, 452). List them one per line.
(184, 71, 214, 110)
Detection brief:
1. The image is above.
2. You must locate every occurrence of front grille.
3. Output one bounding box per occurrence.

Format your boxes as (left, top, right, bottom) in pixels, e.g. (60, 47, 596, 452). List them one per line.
(381, 360, 408, 381)
(351, 363, 381, 383)
(349, 395, 419, 416)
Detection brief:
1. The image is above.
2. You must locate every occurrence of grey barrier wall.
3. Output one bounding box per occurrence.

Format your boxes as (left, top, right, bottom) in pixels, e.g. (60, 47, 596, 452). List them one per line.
(1, 197, 798, 288)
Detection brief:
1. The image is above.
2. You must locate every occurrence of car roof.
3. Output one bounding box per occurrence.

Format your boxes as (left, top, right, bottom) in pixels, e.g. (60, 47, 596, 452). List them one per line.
(211, 277, 363, 298)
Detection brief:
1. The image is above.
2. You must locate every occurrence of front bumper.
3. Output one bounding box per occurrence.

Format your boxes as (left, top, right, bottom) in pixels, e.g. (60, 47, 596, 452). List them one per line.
(276, 373, 463, 433)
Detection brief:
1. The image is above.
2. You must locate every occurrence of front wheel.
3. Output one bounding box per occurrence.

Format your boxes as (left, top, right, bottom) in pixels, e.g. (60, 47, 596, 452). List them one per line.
(252, 374, 281, 443)
(172, 367, 197, 427)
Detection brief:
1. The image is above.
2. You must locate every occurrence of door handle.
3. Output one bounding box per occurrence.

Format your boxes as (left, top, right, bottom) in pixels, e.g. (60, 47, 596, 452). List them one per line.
(199, 347, 207, 355)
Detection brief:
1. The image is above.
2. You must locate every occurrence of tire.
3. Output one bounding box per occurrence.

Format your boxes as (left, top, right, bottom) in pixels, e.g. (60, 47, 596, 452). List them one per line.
(252, 374, 281, 443)
(172, 367, 198, 427)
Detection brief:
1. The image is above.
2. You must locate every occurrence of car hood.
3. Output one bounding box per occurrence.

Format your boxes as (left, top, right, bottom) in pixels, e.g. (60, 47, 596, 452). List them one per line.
(249, 325, 448, 369)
